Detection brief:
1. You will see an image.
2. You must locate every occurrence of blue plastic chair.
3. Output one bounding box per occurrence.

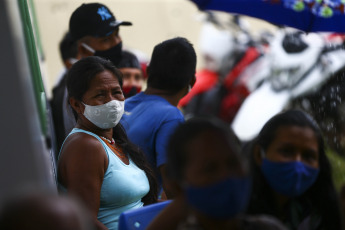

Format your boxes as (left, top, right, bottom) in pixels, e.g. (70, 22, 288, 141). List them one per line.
(118, 200, 172, 230)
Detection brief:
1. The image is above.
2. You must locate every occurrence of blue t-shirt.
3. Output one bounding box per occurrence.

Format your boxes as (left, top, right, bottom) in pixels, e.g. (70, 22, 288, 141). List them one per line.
(121, 93, 184, 187)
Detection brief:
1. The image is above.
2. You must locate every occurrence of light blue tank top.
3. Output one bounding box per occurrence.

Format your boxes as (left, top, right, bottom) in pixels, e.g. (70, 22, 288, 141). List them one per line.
(59, 128, 150, 230)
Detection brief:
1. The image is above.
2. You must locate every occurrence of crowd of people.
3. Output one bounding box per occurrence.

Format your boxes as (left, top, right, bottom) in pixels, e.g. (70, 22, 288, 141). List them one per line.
(146, 111, 343, 230)
(4, 2, 344, 230)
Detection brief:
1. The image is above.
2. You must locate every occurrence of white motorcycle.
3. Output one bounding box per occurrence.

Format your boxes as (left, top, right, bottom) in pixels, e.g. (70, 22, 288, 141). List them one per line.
(183, 14, 271, 123)
(232, 29, 345, 153)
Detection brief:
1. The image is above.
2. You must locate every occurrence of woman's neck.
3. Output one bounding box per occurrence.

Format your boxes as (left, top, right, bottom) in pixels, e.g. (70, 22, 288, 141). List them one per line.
(76, 121, 113, 140)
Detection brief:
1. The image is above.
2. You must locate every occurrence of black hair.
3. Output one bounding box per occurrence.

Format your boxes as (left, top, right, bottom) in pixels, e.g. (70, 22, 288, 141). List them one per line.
(67, 56, 123, 102)
(147, 37, 196, 93)
(247, 109, 342, 230)
(59, 32, 78, 62)
(117, 51, 141, 69)
(66, 56, 158, 204)
(166, 117, 242, 181)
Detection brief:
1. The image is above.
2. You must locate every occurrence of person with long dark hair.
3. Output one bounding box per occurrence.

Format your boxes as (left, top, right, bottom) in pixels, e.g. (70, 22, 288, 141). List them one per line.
(57, 56, 157, 230)
(247, 110, 343, 230)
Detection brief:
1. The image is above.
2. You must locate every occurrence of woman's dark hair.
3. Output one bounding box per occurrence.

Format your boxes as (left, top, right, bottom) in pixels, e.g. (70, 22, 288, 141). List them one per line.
(67, 56, 123, 103)
(166, 117, 242, 181)
(66, 56, 158, 204)
(247, 109, 342, 230)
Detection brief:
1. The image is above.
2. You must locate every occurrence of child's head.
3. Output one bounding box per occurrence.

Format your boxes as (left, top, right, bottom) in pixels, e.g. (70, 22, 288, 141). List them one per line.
(167, 117, 250, 219)
(167, 117, 245, 184)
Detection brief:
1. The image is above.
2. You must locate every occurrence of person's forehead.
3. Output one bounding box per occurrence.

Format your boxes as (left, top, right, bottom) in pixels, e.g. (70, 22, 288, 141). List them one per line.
(188, 132, 235, 158)
(275, 125, 316, 138)
(271, 125, 318, 148)
(86, 28, 119, 40)
(120, 67, 143, 73)
(88, 71, 119, 86)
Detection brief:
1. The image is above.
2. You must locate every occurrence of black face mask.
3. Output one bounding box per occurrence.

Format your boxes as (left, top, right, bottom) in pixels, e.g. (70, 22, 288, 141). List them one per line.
(82, 42, 123, 66)
(94, 42, 123, 66)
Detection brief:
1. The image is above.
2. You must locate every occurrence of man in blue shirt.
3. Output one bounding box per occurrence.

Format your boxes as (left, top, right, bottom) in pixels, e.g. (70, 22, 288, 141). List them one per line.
(121, 37, 197, 198)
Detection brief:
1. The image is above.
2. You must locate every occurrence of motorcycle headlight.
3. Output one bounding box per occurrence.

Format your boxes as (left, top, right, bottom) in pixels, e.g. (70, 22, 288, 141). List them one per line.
(270, 66, 301, 91)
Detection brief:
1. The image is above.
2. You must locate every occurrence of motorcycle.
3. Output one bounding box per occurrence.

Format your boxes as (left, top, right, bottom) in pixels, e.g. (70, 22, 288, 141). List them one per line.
(232, 29, 345, 154)
(182, 14, 271, 123)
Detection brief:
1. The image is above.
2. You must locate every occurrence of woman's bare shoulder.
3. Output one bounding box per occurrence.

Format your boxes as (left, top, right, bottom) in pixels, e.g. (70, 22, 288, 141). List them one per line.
(58, 132, 108, 171)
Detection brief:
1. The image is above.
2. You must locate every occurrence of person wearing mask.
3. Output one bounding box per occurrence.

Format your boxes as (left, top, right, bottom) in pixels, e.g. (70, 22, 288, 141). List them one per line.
(52, 2, 133, 153)
(147, 117, 288, 230)
(247, 110, 343, 230)
(58, 56, 157, 230)
(69, 2, 131, 66)
(117, 51, 144, 98)
(120, 37, 197, 199)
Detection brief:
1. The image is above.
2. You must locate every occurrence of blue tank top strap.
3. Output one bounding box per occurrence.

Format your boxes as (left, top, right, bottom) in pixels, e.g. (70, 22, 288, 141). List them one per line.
(58, 128, 110, 160)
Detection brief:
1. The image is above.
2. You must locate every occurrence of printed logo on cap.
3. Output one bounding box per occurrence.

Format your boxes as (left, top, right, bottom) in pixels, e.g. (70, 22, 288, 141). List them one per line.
(97, 6, 112, 21)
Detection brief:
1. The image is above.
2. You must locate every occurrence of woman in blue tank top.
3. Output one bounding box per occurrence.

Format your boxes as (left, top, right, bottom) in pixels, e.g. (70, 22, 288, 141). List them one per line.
(58, 56, 158, 230)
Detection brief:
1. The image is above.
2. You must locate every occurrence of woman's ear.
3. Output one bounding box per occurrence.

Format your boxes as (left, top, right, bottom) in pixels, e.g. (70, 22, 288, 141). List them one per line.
(69, 97, 83, 115)
(253, 145, 263, 166)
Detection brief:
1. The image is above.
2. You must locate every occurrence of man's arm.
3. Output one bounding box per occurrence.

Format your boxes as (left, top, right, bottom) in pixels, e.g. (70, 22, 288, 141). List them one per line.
(156, 117, 184, 199)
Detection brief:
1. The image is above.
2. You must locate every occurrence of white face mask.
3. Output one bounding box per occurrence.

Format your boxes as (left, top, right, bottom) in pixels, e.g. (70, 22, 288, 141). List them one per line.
(83, 100, 125, 129)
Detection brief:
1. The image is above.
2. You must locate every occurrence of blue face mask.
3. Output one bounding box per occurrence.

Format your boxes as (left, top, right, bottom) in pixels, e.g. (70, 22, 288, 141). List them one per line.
(261, 159, 319, 197)
(184, 177, 251, 219)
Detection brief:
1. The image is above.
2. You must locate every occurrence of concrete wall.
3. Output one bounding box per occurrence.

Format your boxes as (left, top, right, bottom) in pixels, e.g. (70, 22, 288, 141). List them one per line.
(33, 0, 276, 98)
